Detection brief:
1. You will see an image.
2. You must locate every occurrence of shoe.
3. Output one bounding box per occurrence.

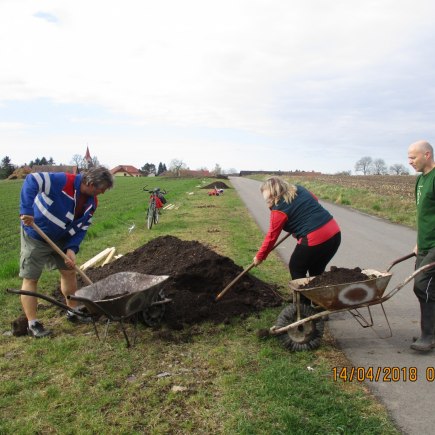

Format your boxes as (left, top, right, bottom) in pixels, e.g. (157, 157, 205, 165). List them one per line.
(66, 307, 93, 324)
(27, 321, 52, 338)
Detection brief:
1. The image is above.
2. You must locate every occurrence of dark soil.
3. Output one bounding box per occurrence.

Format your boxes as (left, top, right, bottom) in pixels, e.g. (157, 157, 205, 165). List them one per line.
(11, 315, 28, 337)
(75, 236, 283, 329)
(201, 181, 230, 189)
(300, 266, 369, 288)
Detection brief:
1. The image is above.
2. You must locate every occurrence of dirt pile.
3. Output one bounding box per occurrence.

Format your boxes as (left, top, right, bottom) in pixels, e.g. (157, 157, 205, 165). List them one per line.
(300, 266, 369, 288)
(79, 236, 283, 329)
(201, 181, 230, 189)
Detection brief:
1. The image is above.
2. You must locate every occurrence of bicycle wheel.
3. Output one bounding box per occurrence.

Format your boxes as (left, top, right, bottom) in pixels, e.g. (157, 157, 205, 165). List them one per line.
(147, 203, 154, 229)
(154, 207, 159, 224)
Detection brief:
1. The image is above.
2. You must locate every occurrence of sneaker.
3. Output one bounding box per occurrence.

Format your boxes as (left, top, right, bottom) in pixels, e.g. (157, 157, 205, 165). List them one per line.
(27, 321, 52, 338)
(66, 307, 93, 324)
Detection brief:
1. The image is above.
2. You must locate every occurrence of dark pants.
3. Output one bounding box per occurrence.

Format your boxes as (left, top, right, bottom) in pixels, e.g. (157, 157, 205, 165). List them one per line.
(289, 232, 341, 304)
(414, 248, 435, 302)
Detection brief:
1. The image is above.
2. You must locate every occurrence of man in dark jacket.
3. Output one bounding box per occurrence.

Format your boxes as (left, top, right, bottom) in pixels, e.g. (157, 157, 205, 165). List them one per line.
(19, 166, 114, 338)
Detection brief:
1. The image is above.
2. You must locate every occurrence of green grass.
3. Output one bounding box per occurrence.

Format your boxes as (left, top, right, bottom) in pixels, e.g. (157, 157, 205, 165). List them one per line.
(0, 176, 399, 434)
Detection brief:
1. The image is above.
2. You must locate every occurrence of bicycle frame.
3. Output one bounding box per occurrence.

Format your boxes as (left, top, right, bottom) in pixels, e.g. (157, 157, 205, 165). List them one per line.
(143, 187, 166, 229)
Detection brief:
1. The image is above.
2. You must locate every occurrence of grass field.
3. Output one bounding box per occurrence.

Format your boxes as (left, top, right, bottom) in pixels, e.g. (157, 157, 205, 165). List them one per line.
(0, 175, 399, 434)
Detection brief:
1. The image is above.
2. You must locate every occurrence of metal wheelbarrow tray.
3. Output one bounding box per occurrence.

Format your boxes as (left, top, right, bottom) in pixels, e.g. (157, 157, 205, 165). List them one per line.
(7, 271, 171, 347)
(290, 268, 392, 311)
(267, 254, 435, 352)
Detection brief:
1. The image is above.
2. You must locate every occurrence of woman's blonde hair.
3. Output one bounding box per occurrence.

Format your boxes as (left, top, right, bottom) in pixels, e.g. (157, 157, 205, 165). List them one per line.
(260, 176, 297, 206)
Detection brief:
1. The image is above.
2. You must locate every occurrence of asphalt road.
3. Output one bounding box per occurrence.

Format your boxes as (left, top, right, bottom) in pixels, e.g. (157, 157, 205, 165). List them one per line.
(229, 176, 434, 435)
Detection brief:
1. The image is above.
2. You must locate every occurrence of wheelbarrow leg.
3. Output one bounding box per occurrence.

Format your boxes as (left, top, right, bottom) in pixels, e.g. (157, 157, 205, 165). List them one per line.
(119, 319, 131, 348)
(91, 318, 100, 341)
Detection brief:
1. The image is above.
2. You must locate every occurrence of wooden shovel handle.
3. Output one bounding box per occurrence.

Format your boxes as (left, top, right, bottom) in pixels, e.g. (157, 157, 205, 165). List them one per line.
(215, 263, 255, 301)
(215, 232, 291, 301)
(31, 222, 93, 285)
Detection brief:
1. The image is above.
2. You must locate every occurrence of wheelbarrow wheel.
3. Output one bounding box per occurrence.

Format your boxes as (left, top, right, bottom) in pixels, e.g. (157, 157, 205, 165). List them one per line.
(140, 292, 166, 327)
(275, 303, 324, 352)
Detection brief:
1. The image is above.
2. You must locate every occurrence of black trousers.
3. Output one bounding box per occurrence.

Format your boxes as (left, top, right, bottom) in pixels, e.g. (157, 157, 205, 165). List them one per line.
(289, 232, 341, 304)
(414, 248, 435, 302)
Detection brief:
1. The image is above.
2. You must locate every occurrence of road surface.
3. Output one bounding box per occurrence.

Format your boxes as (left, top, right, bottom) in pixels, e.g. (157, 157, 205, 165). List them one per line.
(230, 176, 434, 435)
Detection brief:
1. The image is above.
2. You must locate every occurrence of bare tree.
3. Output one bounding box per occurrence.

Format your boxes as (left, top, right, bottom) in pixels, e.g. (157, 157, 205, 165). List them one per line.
(372, 158, 388, 175)
(355, 156, 373, 175)
(390, 163, 409, 175)
(71, 154, 85, 169)
(213, 163, 222, 175)
(169, 159, 187, 177)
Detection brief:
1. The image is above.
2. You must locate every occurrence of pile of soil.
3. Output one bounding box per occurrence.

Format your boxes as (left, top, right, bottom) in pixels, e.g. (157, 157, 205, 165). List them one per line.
(300, 266, 369, 289)
(201, 181, 230, 189)
(77, 236, 283, 329)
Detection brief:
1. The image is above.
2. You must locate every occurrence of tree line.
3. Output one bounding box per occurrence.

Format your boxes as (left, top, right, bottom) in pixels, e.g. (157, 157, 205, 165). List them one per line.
(0, 155, 171, 180)
(354, 157, 409, 175)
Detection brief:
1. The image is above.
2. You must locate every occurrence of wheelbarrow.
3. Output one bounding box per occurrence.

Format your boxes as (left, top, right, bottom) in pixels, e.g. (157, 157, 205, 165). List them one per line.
(7, 271, 171, 347)
(264, 254, 435, 352)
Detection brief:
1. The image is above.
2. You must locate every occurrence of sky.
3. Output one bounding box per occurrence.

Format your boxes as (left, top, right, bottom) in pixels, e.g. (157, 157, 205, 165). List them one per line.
(1, 0, 435, 174)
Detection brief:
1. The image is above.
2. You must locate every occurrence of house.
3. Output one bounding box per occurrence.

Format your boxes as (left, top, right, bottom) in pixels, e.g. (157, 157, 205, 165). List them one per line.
(110, 165, 141, 177)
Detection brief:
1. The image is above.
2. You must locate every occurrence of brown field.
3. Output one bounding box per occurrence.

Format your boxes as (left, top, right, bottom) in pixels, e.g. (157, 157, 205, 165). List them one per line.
(287, 174, 416, 199)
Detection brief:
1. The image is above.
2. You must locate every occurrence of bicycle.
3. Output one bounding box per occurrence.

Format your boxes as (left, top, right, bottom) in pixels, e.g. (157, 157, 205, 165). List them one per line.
(143, 186, 167, 229)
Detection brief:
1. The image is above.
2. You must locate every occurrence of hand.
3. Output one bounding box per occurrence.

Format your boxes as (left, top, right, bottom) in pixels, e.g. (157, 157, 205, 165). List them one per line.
(413, 244, 418, 256)
(20, 215, 34, 226)
(64, 249, 76, 269)
(253, 256, 263, 267)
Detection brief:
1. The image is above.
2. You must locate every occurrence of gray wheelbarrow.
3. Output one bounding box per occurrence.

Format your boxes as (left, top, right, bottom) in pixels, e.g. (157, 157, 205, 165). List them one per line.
(7, 271, 171, 347)
(263, 254, 435, 352)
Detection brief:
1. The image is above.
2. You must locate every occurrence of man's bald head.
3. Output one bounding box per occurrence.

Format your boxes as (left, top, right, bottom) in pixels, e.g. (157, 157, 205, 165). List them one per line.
(409, 140, 433, 155)
(408, 140, 435, 174)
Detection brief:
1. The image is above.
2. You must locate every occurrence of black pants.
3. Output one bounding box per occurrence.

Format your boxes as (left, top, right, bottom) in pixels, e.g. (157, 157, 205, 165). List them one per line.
(414, 248, 435, 302)
(289, 232, 341, 304)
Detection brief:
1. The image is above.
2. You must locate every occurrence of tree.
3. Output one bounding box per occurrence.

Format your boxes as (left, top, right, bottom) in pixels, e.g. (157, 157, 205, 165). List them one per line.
(71, 154, 85, 169)
(0, 156, 15, 179)
(141, 163, 156, 176)
(90, 156, 100, 168)
(372, 158, 388, 175)
(169, 159, 187, 177)
(355, 156, 373, 175)
(213, 163, 222, 176)
(156, 162, 167, 175)
(390, 164, 409, 175)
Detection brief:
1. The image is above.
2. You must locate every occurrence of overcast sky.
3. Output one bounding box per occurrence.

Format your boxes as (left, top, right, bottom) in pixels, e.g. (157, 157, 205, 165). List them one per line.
(1, 0, 434, 174)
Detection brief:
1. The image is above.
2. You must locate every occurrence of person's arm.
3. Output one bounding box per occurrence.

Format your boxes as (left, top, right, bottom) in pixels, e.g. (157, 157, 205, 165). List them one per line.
(254, 210, 288, 265)
(19, 174, 42, 216)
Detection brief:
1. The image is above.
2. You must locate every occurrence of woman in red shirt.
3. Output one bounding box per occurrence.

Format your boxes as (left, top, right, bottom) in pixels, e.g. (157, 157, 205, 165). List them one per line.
(253, 177, 341, 304)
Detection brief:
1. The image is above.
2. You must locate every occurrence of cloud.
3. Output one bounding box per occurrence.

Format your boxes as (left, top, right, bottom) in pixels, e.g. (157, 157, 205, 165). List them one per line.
(1, 0, 435, 172)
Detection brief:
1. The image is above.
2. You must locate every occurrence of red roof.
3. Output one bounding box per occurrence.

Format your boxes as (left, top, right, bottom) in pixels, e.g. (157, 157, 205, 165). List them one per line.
(110, 165, 140, 175)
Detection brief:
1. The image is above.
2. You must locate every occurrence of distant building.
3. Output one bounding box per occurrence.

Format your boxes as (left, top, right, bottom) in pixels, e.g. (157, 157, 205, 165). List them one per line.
(84, 146, 93, 168)
(239, 170, 322, 176)
(32, 165, 78, 174)
(110, 165, 141, 177)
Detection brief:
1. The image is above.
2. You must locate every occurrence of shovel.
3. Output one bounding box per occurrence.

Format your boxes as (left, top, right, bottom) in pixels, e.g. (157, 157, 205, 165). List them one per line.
(31, 222, 93, 285)
(215, 232, 291, 301)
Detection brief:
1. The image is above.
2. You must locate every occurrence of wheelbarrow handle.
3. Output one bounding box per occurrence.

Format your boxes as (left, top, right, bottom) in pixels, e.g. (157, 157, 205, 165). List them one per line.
(6, 288, 91, 317)
(386, 252, 416, 272)
(31, 222, 93, 285)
